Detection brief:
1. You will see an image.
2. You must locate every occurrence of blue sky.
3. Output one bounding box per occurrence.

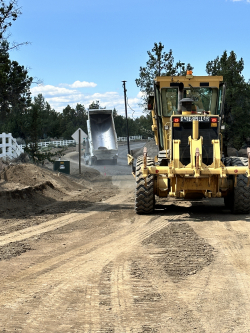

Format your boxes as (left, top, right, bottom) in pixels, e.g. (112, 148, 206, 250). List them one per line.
(8, 0, 250, 117)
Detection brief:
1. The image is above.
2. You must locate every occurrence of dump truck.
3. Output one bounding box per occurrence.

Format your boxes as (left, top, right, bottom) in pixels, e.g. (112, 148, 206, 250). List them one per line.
(84, 109, 118, 165)
(128, 71, 250, 214)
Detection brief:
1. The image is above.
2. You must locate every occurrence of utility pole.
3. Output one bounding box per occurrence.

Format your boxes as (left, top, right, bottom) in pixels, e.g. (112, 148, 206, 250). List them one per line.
(79, 129, 81, 174)
(122, 81, 130, 155)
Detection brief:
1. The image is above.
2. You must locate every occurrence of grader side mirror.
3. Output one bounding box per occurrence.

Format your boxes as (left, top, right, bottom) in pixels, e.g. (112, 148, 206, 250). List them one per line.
(220, 83, 226, 117)
(148, 95, 154, 110)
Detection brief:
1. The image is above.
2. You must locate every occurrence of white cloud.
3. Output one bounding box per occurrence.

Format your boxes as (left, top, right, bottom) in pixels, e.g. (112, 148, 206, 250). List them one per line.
(137, 91, 146, 98)
(30, 83, 143, 117)
(31, 85, 78, 96)
(68, 80, 97, 88)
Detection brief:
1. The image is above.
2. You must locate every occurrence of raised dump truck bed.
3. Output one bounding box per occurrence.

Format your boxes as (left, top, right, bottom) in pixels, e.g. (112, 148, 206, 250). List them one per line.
(85, 109, 118, 165)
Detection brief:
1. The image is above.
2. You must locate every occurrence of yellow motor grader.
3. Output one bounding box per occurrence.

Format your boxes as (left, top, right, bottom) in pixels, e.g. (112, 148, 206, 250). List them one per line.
(129, 71, 250, 214)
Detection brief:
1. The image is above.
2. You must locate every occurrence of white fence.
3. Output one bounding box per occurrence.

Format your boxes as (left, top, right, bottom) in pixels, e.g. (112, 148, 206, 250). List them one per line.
(117, 136, 142, 142)
(0, 133, 144, 160)
(0, 133, 24, 160)
(21, 137, 143, 146)
(20, 139, 76, 149)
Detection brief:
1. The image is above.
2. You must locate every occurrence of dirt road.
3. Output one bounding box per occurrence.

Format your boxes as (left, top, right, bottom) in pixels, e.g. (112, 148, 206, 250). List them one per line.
(1, 145, 250, 332)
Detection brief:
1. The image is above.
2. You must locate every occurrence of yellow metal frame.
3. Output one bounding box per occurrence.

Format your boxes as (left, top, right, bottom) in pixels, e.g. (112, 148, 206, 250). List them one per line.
(142, 140, 250, 177)
(142, 116, 250, 198)
(139, 75, 250, 199)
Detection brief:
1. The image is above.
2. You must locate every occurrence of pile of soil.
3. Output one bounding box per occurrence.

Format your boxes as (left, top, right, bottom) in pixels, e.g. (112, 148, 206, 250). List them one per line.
(142, 223, 215, 282)
(0, 163, 118, 235)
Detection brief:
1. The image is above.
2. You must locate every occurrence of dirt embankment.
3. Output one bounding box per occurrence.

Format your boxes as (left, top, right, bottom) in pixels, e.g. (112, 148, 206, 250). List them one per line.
(0, 162, 117, 261)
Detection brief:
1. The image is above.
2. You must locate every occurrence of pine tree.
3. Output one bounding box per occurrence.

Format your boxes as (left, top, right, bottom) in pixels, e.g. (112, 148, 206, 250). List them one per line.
(135, 42, 193, 108)
(206, 51, 250, 152)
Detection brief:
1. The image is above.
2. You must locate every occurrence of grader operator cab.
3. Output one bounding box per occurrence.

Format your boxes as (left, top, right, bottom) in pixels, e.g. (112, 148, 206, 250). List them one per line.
(129, 71, 250, 214)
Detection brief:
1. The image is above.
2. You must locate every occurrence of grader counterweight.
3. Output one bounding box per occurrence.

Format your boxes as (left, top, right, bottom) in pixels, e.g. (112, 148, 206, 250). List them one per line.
(129, 72, 250, 214)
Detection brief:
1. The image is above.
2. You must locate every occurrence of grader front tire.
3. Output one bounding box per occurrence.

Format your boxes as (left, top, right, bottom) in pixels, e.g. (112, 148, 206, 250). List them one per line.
(225, 157, 250, 214)
(135, 156, 155, 214)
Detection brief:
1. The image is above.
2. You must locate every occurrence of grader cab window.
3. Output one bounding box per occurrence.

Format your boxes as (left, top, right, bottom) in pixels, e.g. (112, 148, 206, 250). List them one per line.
(184, 87, 219, 114)
(161, 88, 178, 116)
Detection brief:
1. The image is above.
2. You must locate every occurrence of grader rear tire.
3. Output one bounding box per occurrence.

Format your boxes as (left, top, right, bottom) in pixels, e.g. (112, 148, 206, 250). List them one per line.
(225, 157, 250, 214)
(135, 156, 155, 214)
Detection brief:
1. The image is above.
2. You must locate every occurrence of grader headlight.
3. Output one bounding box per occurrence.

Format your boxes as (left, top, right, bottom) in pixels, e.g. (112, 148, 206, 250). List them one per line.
(210, 117, 218, 127)
(173, 117, 180, 127)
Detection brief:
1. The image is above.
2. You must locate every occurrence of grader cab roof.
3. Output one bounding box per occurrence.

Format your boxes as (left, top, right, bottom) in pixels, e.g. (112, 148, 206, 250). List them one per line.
(155, 75, 223, 89)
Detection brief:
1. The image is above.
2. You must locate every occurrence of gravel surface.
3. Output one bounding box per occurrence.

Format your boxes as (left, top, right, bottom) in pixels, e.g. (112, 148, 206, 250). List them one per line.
(1, 141, 250, 332)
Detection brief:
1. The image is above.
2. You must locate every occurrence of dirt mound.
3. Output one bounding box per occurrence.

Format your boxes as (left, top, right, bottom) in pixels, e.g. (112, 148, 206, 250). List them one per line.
(142, 223, 215, 282)
(0, 164, 84, 219)
(0, 163, 88, 191)
(0, 163, 117, 224)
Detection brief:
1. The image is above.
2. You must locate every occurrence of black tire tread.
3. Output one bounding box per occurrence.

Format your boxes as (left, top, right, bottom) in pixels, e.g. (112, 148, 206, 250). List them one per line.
(135, 156, 155, 214)
(225, 157, 250, 214)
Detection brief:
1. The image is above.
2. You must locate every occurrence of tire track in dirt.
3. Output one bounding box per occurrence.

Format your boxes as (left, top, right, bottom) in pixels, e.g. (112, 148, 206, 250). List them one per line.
(110, 259, 135, 332)
(0, 191, 130, 247)
(0, 213, 148, 289)
(187, 220, 250, 332)
(132, 255, 207, 333)
(1, 211, 206, 332)
(128, 238, 209, 332)
(98, 261, 116, 332)
(0, 212, 171, 332)
(4, 190, 249, 332)
(82, 275, 103, 332)
(130, 259, 164, 332)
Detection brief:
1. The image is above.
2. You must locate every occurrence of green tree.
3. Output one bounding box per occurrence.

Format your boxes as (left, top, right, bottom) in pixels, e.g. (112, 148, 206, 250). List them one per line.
(89, 100, 106, 109)
(113, 107, 118, 117)
(0, 0, 19, 41)
(22, 96, 65, 164)
(23, 103, 42, 162)
(75, 103, 87, 133)
(113, 114, 127, 137)
(59, 105, 76, 139)
(0, 41, 32, 122)
(113, 109, 152, 138)
(206, 51, 250, 152)
(89, 100, 99, 109)
(30, 94, 61, 139)
(0, 0, 32, 137)
(135, 42, 193, 107)
(0, 0, 29, 49)
(59, 104, 88, 139)
(136, 113, 153, 138)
